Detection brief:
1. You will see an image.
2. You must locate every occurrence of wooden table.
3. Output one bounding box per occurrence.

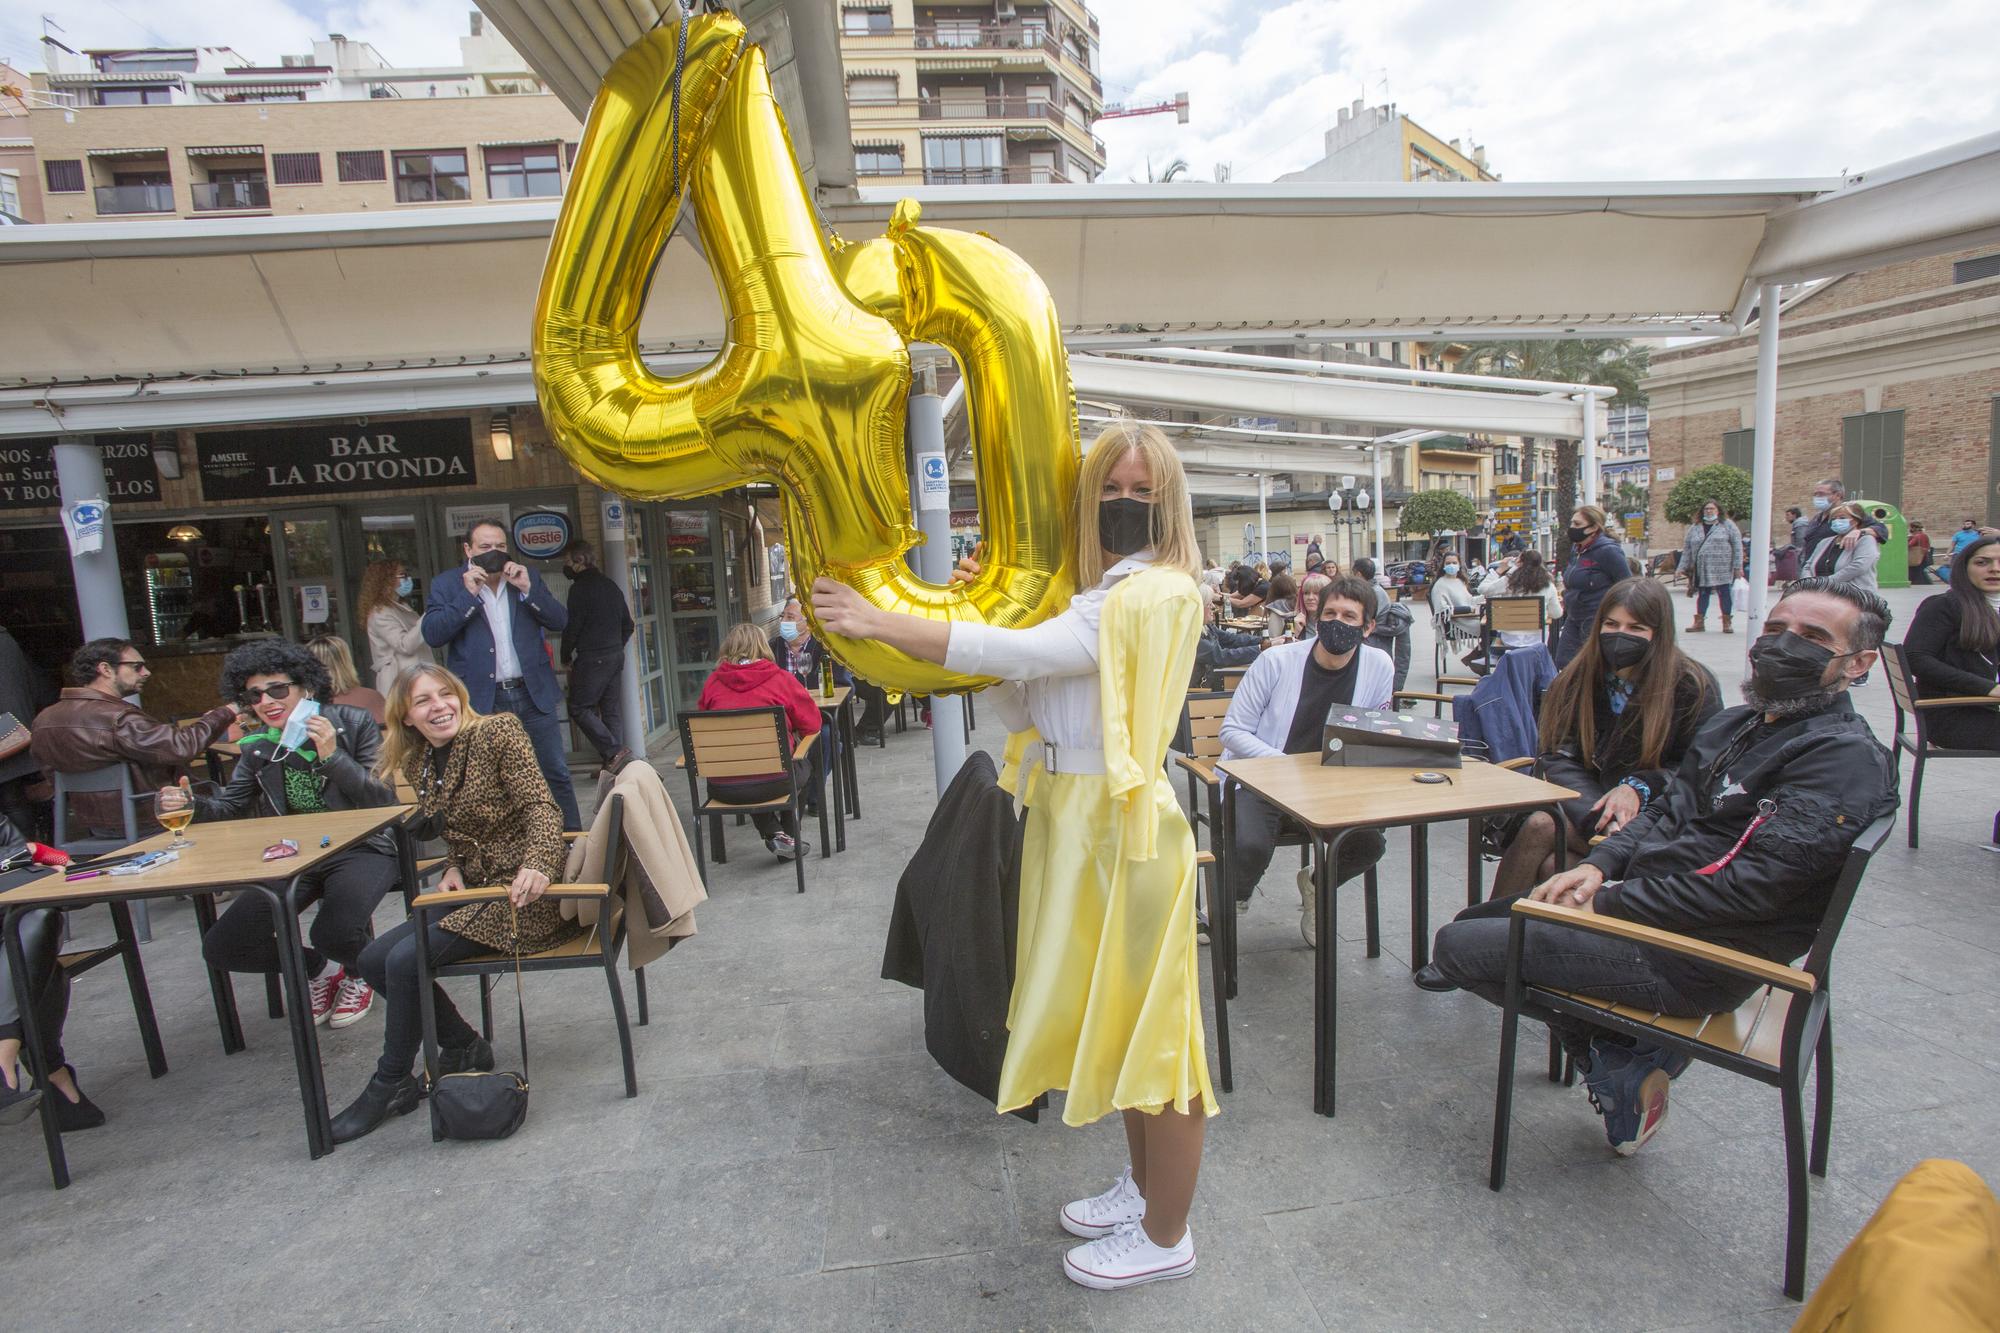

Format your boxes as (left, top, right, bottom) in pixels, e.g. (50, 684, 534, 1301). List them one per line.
(1215, 753, 1575, 1116)
(1221, 618, 1266, 633)
(816, 685, 858, 851)
(0, 805, 413, 1184)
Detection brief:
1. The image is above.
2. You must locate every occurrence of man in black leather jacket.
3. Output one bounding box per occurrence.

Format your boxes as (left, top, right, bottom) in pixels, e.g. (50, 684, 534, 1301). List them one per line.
(1424, 578, 1898, 1155)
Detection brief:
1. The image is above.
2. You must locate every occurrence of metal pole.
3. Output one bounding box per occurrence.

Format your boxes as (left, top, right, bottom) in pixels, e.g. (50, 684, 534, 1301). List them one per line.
(1256, 473, 1268, 564)
(908, 375, 965, 795)
(597, 492, 648, 754)
(1745, 282, 1781, 644)
(54, 436, 131, 641)
(1579, 393, 1600, 508)
(1370, 446, 1386, 568)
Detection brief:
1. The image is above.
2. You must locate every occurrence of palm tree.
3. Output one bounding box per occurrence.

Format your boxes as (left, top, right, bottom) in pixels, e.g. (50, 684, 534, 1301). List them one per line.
(1139, 156, 1190, 183)
(1451, 339, 1650, 568)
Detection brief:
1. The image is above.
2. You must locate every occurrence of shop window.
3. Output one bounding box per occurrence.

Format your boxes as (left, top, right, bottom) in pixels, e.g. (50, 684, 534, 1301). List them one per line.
(336, 149, 387, 182)
(45, 159, 85, 193)
(842, 6, 891, 36)
(272, 151, 322, 185)
(484, 143, 561, 198)
(393, 149, 470, 203)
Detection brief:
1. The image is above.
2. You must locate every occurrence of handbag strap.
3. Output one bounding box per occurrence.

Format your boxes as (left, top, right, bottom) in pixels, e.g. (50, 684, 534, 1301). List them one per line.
(507, 899, 529, 1082)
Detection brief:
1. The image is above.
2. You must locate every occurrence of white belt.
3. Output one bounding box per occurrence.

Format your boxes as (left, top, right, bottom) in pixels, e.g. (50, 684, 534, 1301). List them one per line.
(1036, 741, 1106, 776)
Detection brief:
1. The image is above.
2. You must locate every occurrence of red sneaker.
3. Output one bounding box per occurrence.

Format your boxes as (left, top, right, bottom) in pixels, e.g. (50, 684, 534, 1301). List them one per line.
(330, 974, 375, 1029)
(308, 967, 342, 1026)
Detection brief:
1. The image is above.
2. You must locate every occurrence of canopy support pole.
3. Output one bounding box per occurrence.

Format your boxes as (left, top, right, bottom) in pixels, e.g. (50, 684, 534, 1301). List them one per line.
(908, 377, 965, 796)
(55, 437, 131, 643)
(1745, 283, 1782, 644)
(1580, 393, 1600, 507)
(1257, 474, 1269, 565)
(1371, 446, 1386, 568)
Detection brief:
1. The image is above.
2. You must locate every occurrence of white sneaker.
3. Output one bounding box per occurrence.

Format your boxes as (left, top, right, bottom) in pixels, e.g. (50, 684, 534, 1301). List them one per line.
(1063, 1221, 1196, 1290)
(1060, 1165, 1145, 1239)
(1297, 866, 1317, 948)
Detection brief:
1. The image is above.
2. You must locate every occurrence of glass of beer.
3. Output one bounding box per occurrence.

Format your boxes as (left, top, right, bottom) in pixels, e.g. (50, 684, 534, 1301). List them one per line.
(156, 785, 195, 850)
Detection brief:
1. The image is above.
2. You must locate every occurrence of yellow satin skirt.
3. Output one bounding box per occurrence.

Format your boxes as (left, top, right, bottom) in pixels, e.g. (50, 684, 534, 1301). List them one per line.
(996, 769, 1216, 1126)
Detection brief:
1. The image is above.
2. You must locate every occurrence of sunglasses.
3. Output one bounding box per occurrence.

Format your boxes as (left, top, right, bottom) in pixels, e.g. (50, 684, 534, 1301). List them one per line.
(240, 682, 297, 705)
(118, 659, 149, 671)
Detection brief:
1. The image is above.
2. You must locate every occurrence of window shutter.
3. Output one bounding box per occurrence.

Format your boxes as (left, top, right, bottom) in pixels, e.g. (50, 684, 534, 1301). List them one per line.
(1876, 409, 1904, 507)
(336, 150, 387, 182)
(44, 159, 85, 193)
(272, 152, 322, 185)
(1721, 428, 1753, 474)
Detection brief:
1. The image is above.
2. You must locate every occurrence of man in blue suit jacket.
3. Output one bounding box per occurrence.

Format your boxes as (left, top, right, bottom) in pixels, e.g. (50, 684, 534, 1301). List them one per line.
(422, 517, 580, 829)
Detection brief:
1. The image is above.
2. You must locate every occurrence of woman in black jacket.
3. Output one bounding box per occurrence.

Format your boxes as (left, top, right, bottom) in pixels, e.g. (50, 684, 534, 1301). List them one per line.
(175, 640, 400, 1030)
(1902, 534, 2000, 749)
(1490, 578, 1719, 897)
(1553, 505, 1633, 669)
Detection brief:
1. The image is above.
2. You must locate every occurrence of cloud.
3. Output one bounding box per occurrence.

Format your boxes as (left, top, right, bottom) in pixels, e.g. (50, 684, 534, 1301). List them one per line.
(1, 0, 469, 71)
(1090, 0, 2000, 183)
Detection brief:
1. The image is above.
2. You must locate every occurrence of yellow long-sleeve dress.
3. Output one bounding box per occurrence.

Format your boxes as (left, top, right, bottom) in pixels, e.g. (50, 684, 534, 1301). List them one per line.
(943, 556, 1213, 1125)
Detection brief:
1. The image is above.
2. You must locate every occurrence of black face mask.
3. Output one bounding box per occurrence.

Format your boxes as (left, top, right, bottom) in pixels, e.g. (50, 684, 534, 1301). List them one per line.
(1316, 618, 1364, 656)
(1598, 631, 1649, 671)
(1746, 631, 1848, 703)
(1098, 498, 1154, 557)
(1567, 525, 1593, 546)
(470, 549, 510, 575)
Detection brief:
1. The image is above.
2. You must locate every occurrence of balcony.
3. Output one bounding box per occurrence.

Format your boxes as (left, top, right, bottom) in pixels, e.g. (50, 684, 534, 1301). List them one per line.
(191, 179, 269, 212)
(916, 95, 1064, 123)
(93, 183, 175, 215)
(923, 166, 1072, 186)
(914, 23, 1063, 57)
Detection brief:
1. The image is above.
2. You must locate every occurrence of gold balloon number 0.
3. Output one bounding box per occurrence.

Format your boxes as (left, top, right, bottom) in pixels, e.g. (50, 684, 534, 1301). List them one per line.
(533, 13, 1078, 694)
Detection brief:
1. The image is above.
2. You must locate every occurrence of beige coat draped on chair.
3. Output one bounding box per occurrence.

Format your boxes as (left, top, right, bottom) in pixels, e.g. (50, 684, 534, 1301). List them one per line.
(561, 760, 707, 969)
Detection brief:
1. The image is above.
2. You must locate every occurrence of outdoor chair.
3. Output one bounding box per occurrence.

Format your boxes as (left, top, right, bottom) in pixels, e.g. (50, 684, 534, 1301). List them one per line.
(1432, 604, 1482, 680)
(1486, 812, 1896, 1300)
(1879, 642, 2000, 848)
(677, 706, 827, 894)
(1392, 677, 1477, 721)
(52, 764, 153, 942)
(1481, 594, 1548, 666)
(410, 792, 648, 1108)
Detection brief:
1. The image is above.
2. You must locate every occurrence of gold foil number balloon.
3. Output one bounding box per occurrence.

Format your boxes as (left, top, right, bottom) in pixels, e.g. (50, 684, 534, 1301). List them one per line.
(533, 13, 1078, 693)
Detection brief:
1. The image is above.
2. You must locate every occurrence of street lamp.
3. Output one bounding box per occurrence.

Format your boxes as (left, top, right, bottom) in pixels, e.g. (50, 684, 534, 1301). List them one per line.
(1326, 475, 1372, 567)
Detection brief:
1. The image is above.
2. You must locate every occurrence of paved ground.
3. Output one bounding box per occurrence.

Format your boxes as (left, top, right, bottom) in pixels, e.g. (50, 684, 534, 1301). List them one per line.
(3, 582, 1996, 1330)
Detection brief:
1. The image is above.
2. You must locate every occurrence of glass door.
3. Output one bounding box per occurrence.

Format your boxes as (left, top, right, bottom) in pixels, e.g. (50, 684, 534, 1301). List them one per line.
(273, 506, 352, 644)
(347, 502, 437, 663)
(663, 502, 722, 723)
(627, 506, 671, 736)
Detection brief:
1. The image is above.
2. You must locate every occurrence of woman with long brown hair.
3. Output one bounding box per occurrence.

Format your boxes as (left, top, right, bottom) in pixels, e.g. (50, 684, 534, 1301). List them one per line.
(358, 558, 433, 695)
(814, 421, 1211, 1291)
(327, 663, 574, 1144)
(1488, 578, 1720, 897)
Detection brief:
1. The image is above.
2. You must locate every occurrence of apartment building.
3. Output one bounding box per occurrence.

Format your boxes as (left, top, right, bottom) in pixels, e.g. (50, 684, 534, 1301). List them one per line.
(23, 18, 580, 222)
(837, 0, 1107, 186)
(1277, 99, 1497, 186)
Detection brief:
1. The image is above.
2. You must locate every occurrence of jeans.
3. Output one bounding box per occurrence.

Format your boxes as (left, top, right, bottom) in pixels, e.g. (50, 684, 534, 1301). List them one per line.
(355, 916, 487, 1082)
(1695, 583, 1734, 616)
(1909, 562, 1931, 585)
(0, 908, 68, 1071)
(200, 848, 398, 977)
(1227, 786, 1386, 905)
(1430, 908, 1745, 1061)
(707, 759, 813, 839)
(494, 680, 581, 831)
(566, 650, 626, 763)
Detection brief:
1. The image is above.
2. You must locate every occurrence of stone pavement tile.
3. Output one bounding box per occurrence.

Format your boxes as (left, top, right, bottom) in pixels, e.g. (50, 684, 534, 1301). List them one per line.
(863, 1239, 1095, 1332)
(997, 1119, 1240, 1242)
(772, 988, 925, 1069)
(1834, 922, 2000, 997)
(1810, 1101, 2000, 1205)
(818, 1130, 1018, 1269)
(552, 995, 785, 1082)
(796, 1051, 1003, 1153)
(662, 942, 910, 1010)
(616, 1151, 832, 1293)
(1862, 982, 2000, 1075)
(1637, 1309, 1805, 1333)
(1267, 1174, 1775, 1332)
(637, 1065, 808, 1166)
(566, 1269, 879, 1332)
(1086, 1216, 1327, 1332)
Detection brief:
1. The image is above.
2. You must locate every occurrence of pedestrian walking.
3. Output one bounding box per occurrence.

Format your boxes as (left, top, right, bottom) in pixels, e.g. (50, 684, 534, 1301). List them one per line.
(1679, 498, 1743, 632)
(559, 541, 636, 774)
(421, 518, 580, 830)
(1908, 521, 1933, 584)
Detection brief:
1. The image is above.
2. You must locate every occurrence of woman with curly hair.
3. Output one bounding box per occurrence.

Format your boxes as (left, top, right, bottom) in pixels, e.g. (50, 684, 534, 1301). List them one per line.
(172, 639, 400, 1032)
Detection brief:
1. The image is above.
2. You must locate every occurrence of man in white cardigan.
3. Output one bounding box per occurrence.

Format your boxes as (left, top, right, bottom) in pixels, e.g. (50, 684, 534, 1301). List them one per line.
(1220, 574, 1395, 946)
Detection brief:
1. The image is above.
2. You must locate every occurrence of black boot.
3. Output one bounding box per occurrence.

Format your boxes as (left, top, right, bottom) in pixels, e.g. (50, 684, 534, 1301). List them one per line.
(330, 1073, 421, 1144)
(36, 1065, 106, 1132)
(0, 1063, 42, 1126)
(437, 1035, 494, 1077)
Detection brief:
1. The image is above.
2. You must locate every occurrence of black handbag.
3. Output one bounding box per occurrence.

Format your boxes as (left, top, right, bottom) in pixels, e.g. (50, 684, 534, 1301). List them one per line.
(429, 902, 530, 1141)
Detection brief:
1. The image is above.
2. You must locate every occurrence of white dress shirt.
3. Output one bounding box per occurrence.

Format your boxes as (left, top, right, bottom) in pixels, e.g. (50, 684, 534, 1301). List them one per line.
(476, 578, 524, 681)
(942, 553, 1155, 751)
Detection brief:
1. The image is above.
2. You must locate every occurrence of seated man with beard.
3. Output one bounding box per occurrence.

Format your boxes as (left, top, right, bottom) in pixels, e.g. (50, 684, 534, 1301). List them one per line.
(1420, 578, 1898, 1155)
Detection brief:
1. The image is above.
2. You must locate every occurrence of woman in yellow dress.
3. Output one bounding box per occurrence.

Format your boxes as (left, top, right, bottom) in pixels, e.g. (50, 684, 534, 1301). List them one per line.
(814, 421, 1212, 1291)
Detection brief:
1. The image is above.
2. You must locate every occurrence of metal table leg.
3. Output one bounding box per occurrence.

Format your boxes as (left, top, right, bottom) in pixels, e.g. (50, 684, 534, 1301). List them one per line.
(6, 905, 68, 1188)
(1313, 828, 1357, 1117)
(1410, 823, 1432, 970)
(108, 900, 167, 1079)
(191, 892, 246, 1054)
(1466, 816, 1484, 906)
(825, 712, 846, 854)
(840, 699, 860, 820)
(261, 881, 332, 1158)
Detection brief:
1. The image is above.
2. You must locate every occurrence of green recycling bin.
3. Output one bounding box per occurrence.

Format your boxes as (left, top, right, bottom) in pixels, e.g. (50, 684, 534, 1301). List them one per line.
(1852, 497, 1908, 589)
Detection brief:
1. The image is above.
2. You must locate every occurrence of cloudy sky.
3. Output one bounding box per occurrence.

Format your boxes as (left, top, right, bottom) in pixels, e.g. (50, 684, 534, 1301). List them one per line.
(6, 0, 1995, 184)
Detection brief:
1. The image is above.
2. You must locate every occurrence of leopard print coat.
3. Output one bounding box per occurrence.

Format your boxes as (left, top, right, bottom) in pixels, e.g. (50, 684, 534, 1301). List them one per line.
(403, 712, 578, 953)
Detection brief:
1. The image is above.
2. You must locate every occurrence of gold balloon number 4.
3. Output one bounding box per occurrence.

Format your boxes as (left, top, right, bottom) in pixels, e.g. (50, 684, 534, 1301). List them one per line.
(533, 13, 1079, 694)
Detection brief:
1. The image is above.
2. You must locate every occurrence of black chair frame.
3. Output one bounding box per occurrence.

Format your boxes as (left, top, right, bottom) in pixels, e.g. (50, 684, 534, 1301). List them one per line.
(679, 705, 829, 894)
(1879, 641, 2000, 849)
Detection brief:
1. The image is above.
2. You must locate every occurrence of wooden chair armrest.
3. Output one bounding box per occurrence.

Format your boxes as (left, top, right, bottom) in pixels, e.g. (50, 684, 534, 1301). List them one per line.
(1495, 757, 1535, 772)
(1393, 691, 1458, 705)
(410, 882, 613, 911)
(1174, 755, 1220, 786)
(562, 830, 587, 843)
(1912, 696, 2000, 709)
(1510, 898, 1815, 993)
(414, 857, 447, 879)
(674, 755, 686, 769)
(1439, 675, 1479, 687)
(794, 731, 820, 761)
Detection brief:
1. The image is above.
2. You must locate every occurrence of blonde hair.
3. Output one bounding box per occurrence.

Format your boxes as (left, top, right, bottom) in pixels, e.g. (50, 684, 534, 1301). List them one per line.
(376, 663, 481, 780)
(1573, 504, 1610, 533)
(1074, 422, 1200, 586)
(718, 622, 772, 663)
(305, 635, 362, 696)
